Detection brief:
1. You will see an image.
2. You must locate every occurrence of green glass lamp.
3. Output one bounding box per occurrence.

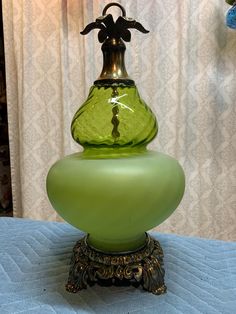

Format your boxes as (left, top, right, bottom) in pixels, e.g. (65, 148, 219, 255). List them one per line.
(46, 3, 185, 295)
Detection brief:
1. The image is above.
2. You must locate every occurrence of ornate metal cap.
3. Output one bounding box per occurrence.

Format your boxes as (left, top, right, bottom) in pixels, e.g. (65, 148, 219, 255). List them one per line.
(81, 2, 149, 42)
(80, 2, 149, 85)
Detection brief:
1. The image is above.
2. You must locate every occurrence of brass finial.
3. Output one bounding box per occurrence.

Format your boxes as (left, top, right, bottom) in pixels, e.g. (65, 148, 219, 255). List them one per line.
(81, 2, 149, 43)
(80, 3, 149, 85)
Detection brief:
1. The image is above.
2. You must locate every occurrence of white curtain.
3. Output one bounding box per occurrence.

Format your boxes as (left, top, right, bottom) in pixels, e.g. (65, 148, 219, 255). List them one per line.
(2, 0, 236, 240)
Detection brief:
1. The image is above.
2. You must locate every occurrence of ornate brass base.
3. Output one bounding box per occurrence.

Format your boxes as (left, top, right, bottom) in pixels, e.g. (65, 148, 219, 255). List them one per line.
(66, 234, 166, 295)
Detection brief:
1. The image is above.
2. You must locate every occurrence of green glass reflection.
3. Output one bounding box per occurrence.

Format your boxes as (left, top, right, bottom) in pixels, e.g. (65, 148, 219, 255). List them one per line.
(71, 85, 158, 148)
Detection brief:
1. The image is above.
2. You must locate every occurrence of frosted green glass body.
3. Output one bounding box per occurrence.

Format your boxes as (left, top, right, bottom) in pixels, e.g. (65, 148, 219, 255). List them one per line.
(47, 149, 184, 252)
(46, 84, 185, 252)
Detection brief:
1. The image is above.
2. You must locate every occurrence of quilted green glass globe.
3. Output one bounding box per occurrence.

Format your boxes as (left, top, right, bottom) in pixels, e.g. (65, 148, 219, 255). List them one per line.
(71, 85, 157, 147)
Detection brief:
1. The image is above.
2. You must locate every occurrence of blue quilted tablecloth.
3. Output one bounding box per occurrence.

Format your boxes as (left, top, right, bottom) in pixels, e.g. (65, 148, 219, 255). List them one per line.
(0, 218, 236, 314)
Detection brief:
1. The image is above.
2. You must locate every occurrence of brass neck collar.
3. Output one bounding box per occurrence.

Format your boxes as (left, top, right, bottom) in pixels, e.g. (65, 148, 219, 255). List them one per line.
(94, 38, 134, 86)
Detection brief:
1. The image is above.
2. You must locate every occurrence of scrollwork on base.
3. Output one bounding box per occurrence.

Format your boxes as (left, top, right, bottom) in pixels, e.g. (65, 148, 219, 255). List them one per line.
(66, 234, 166, 295)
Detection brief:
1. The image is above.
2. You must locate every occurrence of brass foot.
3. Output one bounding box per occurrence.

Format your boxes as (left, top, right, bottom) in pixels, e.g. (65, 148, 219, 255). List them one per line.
(66, 234, 166, 295)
